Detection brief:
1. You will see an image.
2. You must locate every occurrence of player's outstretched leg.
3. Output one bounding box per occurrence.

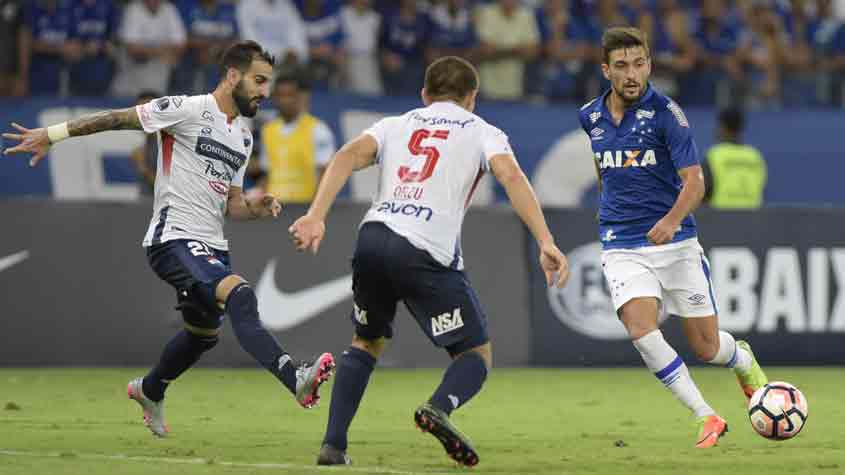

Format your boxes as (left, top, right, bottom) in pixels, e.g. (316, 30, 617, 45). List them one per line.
(318, 337, 383, 465)
(224, 281, 334, 407)
(128, 328, 218, 436)
(416, 346, 489, 467)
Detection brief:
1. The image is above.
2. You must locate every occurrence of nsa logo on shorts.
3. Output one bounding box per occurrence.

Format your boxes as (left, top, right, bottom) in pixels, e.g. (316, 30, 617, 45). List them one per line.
(431, 308, 464, 336)
(688, 294, 707, 305)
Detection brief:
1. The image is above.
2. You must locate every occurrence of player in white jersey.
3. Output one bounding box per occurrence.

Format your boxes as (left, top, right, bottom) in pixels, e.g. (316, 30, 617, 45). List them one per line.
(3, 41, 335, 437)
(289, 56, 570, 467)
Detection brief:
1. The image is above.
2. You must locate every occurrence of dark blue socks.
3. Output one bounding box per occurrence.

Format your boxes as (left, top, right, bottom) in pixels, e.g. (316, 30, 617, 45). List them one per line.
(429, 351, 488, 415)
(225, 284, 297, 394)
(323, 347, 377, 450)
(143, 329, 217, 402)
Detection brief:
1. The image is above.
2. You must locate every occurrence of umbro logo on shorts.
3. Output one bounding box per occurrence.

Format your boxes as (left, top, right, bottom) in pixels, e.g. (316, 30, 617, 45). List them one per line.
(688, 294, 707, 305)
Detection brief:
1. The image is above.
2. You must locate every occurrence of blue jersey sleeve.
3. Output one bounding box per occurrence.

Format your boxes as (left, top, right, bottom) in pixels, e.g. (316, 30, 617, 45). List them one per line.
(662, 100, 699, 169)
(578, 111, 589, 134)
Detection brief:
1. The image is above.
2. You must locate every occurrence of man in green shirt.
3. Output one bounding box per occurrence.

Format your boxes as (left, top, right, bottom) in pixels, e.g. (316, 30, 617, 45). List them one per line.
(703, 108, 767, 209)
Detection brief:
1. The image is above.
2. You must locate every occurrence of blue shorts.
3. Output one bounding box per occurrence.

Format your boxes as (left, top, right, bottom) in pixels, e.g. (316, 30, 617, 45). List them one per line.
(146, 239, 233, 315)
(350, 222, 489, 355)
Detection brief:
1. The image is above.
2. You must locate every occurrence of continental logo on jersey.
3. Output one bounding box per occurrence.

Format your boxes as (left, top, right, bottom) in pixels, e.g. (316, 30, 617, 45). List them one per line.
(195, 136, 246, 171)
(596, 149, 657, 169)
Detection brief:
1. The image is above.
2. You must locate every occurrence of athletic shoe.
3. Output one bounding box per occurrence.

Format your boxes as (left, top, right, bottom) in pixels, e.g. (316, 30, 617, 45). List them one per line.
(695, 414, 728, 448)
(127, 377, 169, 437)
(316, 444, 351, 465)
(735, 340, 768, 401)
(295, 352, 335, 409)
(414, 403, 479, 467)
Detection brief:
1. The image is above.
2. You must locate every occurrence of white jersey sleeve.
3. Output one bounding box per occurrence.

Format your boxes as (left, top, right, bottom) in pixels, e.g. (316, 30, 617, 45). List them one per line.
(232, 158, 248, 188)
(362, 116, 398, 163)
(480, 125, 514, 171)
(136, 96, 194, 134)
(232, 133, 253, 188)
(313, 120, 336, 167)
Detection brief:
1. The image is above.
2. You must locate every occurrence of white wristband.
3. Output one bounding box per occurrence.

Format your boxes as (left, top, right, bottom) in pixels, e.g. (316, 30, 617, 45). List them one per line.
(47, 122, 70, 144)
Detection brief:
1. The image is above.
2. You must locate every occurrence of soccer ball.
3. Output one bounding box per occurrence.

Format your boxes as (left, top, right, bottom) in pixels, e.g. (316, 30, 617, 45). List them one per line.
(747, 381, 808, 440)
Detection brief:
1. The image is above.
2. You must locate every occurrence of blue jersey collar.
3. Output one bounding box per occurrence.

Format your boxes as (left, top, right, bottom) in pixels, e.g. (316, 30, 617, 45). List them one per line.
(598, 83, 655, 117)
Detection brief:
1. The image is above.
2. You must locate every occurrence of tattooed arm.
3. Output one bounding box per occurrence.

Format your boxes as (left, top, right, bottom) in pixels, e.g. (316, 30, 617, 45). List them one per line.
(2, 107, 143, 167)
(68, 108, 143, 136)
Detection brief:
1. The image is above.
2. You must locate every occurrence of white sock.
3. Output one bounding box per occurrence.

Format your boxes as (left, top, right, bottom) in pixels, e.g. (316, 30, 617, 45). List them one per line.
(633, 330, 714, 418)
(706, 331, 752, 372)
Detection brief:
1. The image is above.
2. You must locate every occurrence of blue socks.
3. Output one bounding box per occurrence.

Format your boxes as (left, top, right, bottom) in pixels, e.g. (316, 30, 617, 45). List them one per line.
(143, 329, 217, 402)
(323, 347, 377, 450)
(429, 352, 488, 415)
(225, 284, 297, 394)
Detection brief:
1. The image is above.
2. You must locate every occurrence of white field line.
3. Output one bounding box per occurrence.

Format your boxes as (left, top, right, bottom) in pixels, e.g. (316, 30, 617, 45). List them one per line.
(0, 449, 458, 475)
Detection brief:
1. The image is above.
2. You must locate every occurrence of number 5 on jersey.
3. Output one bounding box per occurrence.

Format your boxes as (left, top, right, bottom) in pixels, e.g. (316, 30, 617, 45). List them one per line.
(399, 129, 449, 183)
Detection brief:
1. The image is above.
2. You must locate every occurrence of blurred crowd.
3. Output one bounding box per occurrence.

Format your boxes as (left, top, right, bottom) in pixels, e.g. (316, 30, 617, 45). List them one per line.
(2, 0, 845, 108)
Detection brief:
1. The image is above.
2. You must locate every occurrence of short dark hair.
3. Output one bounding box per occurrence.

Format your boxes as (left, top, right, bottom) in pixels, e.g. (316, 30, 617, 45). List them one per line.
(718, 107, 745, 133)
(273, 68, 313, 92)
(424, 56, 479, 102)
(219, 40, 275, 75)
(602, 27, 650, 64)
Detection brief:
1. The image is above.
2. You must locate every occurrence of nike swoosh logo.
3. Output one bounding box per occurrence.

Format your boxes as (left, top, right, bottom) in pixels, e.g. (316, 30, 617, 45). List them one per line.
(256, 259, 353, 330)
(0, 251, 29, 273)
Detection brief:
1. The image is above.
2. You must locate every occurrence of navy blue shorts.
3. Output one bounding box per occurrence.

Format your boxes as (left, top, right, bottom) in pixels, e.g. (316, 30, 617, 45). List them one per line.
(350, 222, 489, 355)
(146, 239, 233, 315)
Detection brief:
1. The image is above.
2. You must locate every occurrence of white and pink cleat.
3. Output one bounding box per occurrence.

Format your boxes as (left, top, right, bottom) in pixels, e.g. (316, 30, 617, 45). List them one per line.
(295, 353, 336, 409)
(127, 377, 170, 437)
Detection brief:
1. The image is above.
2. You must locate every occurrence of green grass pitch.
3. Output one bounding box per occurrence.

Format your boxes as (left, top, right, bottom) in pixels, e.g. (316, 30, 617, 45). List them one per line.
(1, 367, 843, 474)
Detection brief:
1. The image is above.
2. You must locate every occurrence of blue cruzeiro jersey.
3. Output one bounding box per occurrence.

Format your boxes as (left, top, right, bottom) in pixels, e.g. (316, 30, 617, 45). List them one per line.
(578, 85, 700, 250)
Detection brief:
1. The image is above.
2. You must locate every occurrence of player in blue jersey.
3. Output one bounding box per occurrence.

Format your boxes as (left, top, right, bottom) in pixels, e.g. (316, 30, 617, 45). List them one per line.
(579, 27, 768, 448)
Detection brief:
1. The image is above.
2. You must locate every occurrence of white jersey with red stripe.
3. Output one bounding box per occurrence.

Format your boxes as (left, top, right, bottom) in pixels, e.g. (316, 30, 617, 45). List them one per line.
(361, 101, 513, 269)
(137, 94, 253, 250)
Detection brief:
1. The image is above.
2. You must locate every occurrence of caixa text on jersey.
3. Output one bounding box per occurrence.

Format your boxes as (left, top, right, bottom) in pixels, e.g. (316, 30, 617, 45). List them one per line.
(375, 201, 433, 221)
